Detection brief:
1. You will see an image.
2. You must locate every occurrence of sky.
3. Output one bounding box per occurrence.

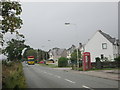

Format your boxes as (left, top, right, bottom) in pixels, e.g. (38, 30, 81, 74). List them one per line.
(5, 2, 118, 51)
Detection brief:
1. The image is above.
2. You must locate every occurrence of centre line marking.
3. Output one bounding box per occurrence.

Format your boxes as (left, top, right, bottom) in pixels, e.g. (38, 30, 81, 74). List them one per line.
(82, 85, 94, 90)
(65, 79, 76, 84)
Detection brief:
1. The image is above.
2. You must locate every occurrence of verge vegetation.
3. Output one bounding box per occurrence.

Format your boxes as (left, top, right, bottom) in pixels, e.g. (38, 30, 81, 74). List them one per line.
(2, 61, 27, 88)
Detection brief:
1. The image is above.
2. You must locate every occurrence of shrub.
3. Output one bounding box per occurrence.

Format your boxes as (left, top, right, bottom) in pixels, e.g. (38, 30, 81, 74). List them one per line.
(114, 56, 120, 68)
(114, 56, 120, 63)
(95, 57, 102, 69)
(58, 57, 68, 67)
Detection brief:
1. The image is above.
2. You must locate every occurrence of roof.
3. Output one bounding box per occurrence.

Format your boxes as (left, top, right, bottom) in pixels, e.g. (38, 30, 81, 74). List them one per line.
(49, 48, 67, 56)
(98, 30, 117, 44)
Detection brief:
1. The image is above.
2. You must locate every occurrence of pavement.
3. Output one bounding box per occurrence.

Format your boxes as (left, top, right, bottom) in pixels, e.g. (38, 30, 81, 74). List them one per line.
(53, 68, 120, 81)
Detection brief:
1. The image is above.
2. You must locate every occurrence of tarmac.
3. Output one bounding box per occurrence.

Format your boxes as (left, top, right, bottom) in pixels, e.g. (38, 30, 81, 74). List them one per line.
(53, 68, 120, 81)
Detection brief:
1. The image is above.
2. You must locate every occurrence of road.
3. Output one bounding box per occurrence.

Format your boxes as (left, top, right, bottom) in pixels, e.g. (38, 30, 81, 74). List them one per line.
(22, 63, 118, 89)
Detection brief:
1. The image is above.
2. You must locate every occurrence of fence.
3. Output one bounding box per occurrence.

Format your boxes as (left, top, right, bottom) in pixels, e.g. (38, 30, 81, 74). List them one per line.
(91, 61, 119, 68)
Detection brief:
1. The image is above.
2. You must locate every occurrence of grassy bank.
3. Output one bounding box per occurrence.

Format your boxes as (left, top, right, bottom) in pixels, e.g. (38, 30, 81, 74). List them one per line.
(2, 61, 27, 89)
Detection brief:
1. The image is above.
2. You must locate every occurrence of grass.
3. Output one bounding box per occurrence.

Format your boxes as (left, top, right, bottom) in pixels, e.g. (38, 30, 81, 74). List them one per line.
(2, 61, 27, 89)
(38, 63, 71, 68)
(38, 63, 58, 68)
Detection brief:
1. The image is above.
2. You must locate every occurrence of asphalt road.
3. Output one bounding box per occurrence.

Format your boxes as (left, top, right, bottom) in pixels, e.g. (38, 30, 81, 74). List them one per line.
(22, 62, 118, 89)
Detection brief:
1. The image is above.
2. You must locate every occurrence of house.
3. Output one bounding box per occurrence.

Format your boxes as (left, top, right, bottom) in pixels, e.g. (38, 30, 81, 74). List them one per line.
(67, 45, 76, 59)
(84, 30, 120, 62)
(67, 43, 83, 59)
(48, 47, 67, 61)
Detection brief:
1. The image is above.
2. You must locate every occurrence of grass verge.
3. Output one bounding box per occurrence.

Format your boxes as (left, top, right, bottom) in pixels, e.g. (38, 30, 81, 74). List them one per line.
(38, 63, 58, 68)
(2, 61, 27, 89)
(38, 63, 71, 68)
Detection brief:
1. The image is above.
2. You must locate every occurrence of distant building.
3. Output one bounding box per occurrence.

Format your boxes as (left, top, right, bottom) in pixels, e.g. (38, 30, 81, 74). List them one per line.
(66, 43, 84, 59)
(66, 45, 76, 59)
(84, 30, 120, 62)
(48, 47, 67, 61)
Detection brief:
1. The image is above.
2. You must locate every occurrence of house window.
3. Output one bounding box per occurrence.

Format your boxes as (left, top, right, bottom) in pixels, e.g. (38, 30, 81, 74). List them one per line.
(101, 54, 104, 59)
(102, 43, 107, 49)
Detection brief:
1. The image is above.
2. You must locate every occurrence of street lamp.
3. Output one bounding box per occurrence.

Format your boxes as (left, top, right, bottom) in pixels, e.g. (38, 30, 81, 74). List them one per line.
(64, 22, 79, 70)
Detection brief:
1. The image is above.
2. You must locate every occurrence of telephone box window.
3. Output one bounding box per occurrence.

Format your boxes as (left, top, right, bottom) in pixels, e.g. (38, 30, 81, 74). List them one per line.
(102, 43, 107, 49)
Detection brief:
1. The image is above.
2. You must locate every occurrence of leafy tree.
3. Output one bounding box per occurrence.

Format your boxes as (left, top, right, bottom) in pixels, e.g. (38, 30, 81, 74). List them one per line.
(70, 49, 81, 64)
(0, 1, 23, 47)
(3, 38, 28, 61)
(58, 57, 68, 67)
(1, 1, 23, 34)
(23, 48, 49, 62)
(23, 48, 37, 60)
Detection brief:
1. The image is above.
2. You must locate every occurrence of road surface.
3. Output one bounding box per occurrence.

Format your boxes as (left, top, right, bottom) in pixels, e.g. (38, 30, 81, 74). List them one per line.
(22, 63, 118, 89)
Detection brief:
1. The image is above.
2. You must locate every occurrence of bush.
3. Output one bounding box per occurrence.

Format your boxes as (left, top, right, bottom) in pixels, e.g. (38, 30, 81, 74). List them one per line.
(114, 56, 120, 62)
(58, 57, 68, 67)
(95, 57, 102, 69)
(114, 56, 120, 68)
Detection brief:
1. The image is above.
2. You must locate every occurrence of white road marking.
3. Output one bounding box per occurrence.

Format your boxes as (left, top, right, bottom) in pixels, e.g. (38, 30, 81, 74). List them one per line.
(65, 79, 76, 84)
(54, 75, 61, 78)
(82, 85, 94, 90)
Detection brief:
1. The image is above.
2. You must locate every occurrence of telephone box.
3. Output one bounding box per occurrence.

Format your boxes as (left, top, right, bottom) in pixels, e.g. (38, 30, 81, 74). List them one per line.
(83, 52, 91, 71)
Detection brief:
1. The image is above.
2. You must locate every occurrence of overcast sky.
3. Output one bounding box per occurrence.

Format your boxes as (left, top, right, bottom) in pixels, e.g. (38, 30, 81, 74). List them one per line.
(15, 2, 118, 51)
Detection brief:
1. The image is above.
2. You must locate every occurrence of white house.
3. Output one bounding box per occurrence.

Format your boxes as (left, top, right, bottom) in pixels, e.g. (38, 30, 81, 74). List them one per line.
(84, 30, 120, 62)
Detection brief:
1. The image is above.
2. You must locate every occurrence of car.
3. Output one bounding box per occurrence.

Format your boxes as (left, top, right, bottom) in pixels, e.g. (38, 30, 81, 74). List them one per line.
(38, 61, 44, 64)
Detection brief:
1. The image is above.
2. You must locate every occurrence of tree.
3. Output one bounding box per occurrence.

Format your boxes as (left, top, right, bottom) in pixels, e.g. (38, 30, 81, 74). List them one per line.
(3, 38, 28, 61)
(70, 49, 81, 64)
(23, 48, 49, 62)
(0, 1, 23, 47)
(23, 48, 37, 60)
(1, 1, 23, 34)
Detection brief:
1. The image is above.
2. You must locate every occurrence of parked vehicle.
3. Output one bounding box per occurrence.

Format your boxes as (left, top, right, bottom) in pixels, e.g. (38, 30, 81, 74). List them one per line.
(38, 61, 44, 64)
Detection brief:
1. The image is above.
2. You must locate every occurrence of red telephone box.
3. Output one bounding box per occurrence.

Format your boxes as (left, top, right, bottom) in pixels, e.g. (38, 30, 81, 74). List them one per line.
(83, 52, 91, 71)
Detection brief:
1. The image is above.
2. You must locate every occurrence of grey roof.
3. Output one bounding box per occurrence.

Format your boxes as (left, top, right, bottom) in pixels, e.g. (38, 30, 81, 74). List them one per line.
(67, 45, 76, 53)
(49, 48, 67, 56)
(98, 30, 116, 44)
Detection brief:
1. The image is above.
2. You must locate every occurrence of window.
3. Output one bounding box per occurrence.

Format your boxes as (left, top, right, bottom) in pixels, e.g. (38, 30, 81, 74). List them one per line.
(102, 43, 107, 49)
(101, 54, 104, 59)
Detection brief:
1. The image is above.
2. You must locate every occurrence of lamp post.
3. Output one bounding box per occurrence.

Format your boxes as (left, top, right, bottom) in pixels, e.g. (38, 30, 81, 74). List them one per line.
(65, 22, 79, 70)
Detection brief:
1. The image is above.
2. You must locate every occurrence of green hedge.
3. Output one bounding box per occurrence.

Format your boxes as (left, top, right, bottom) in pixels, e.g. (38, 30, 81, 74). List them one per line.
(58, 57, 68, 67)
